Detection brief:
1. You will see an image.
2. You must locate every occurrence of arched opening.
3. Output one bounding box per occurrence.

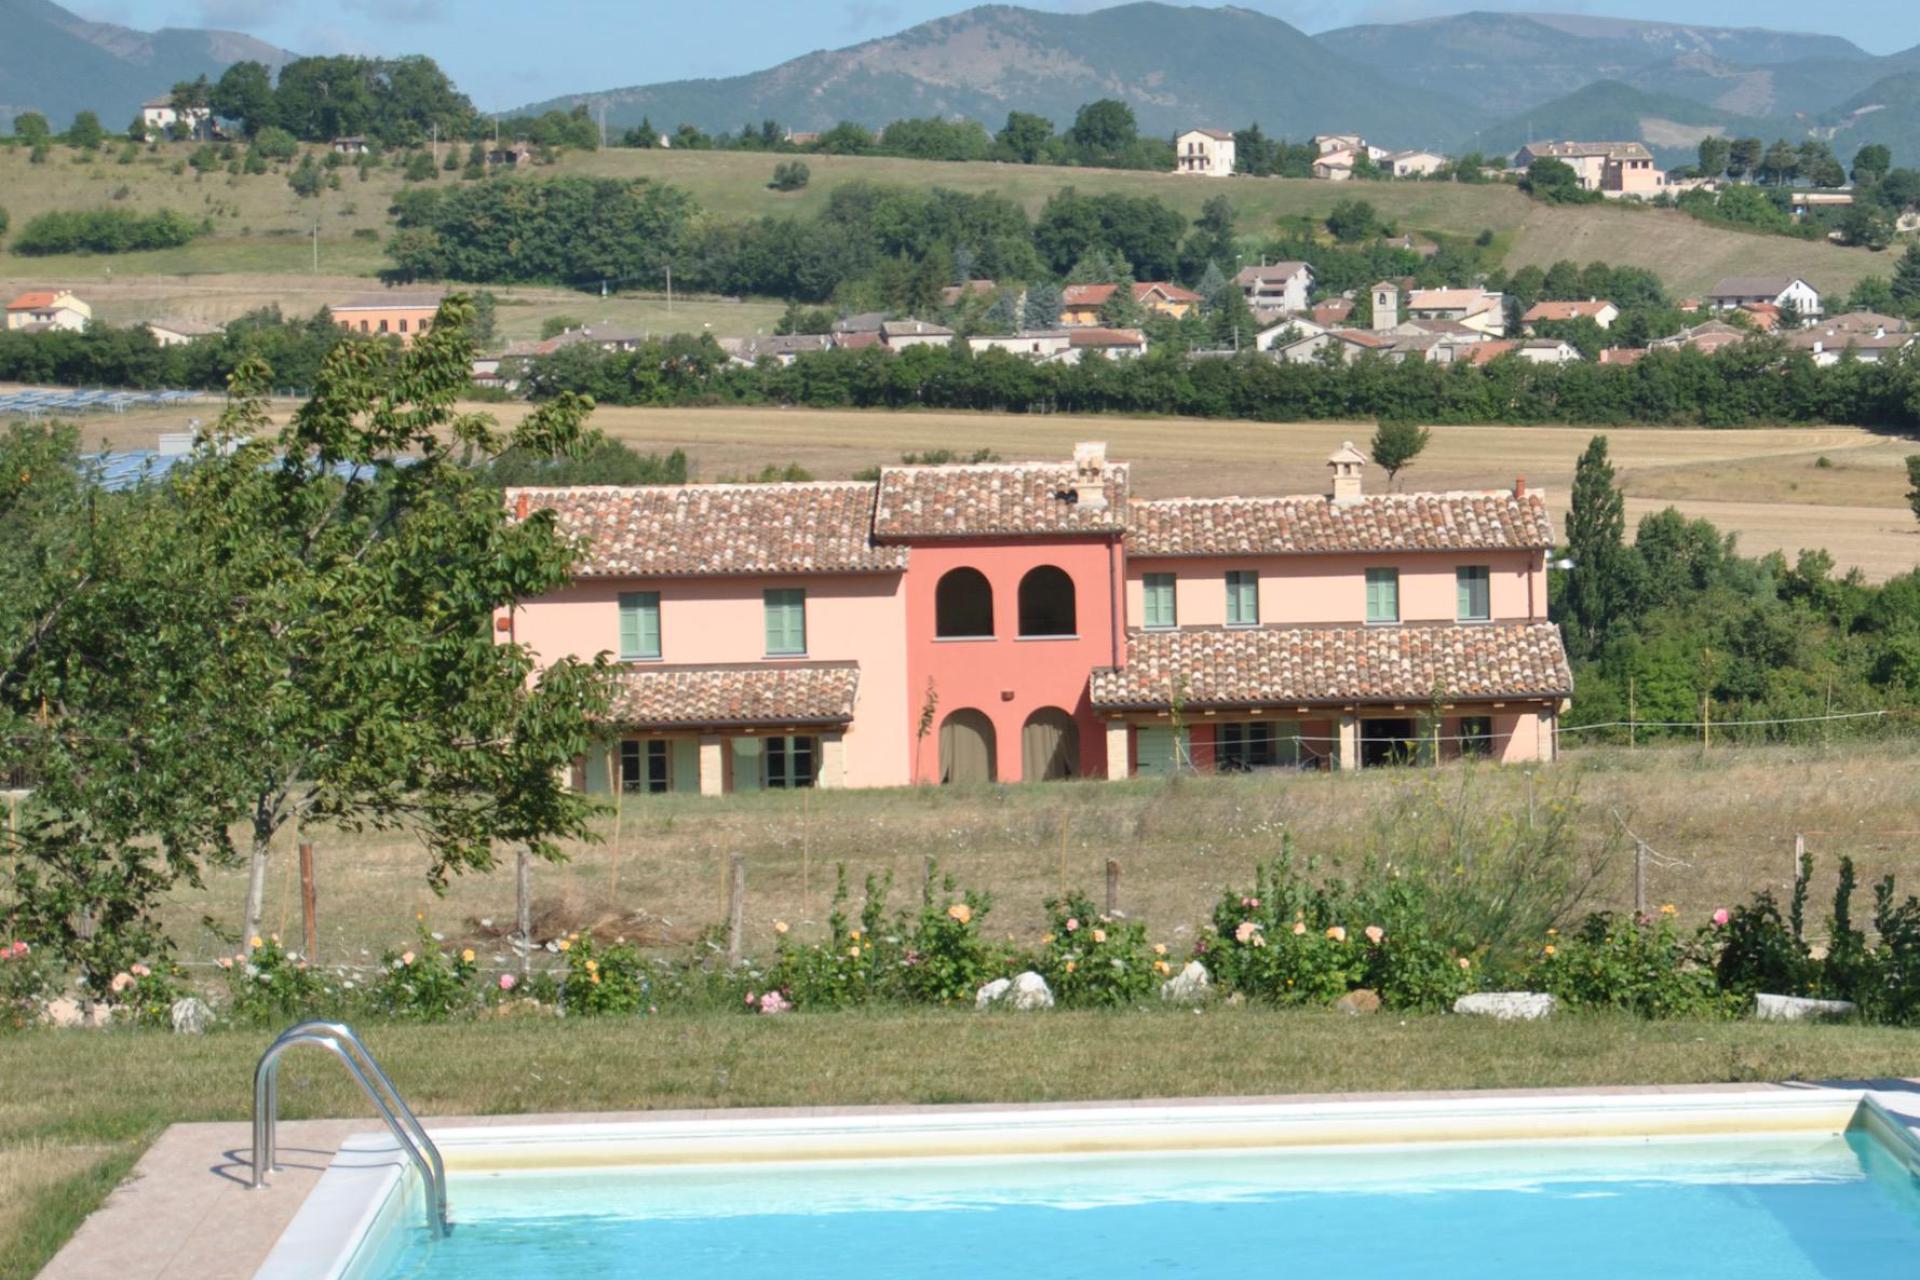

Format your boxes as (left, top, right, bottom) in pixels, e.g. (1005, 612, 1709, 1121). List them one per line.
(1021, 707, 1080, 782)
(1017, 565, 1077, 637)
(939, 709, 997, 785)
(935, 567, 994, 638)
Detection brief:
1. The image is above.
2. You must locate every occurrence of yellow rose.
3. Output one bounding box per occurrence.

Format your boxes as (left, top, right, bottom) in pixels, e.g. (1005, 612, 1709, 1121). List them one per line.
(1091, 928, 1107, 943)
(557, 939, 571, 952)
(1152, 943, 1167, 956)
(1064, 960, 1076, 973)
(774, 921, 790, 934)
(585, 958, 598, 972)
(849, 945, 861, 958)
(1326, 926, 1347, 943)
(1153, 960, 1170, 975)
(248, 935, 263, 949)
(460, 948, 475, 964)
(590, 972, 600, 985)
(1659, 903, 1677, 916)
(1543, 943, 1557, 956)
(947, 903, 973, 925)
(1041, 933, 1055, 945)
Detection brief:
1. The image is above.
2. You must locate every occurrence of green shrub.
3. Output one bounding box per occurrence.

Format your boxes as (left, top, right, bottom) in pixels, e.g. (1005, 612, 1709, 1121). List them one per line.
(366, 926, 481, 1022)
(1714, 891, 1813, 997)
(10, 206, 201, 255)
(1202, 910, 1354, 1006)
(1360, 930, 1476, 1011)
(252, 128, 297, 161)
(1036, 891, 1159, 1007)
(0, 939, 53, 1031)
(556, 932, 649, 1016)
(110, 960, 189, 1029)
(1528, 911, 1729, 1018)
(769, 160, 810, 191)
(221, 935, 345, 1025)
(899, 868, 1002, 1005)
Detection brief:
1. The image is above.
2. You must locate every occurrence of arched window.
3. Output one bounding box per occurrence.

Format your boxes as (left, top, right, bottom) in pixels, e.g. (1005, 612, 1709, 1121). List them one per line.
(939, 709, 997, 785)
(1017, 565, 1076, 637)
(1022, 707, 1081, 782)
(935, 567, 994, 638)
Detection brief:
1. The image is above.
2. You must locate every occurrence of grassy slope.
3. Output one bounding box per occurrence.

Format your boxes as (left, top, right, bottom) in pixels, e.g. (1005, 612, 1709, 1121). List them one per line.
(0, 143, 1893, 302)
(9, 1012, 1920, 1279)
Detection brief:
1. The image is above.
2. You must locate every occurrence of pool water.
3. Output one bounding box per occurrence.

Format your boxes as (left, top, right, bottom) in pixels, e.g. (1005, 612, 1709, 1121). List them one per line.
(354, 1131, 1920, 1279)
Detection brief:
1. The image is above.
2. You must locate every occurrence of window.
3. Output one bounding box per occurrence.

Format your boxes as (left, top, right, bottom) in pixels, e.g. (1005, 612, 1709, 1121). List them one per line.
(1142, 573, 1177, 629)
(1226, 570, 1259, 627)
(398, 318, 410, 333)
(1456, 565, 1491, 622)
(1459, 716, 1494, 759)
(1218, 722, 1299, 772)
(764, 588, 806, 656)
(935, 567, 994, 638)
(763, 734, 816, 789)
(619, 739, 670, 793)
(378, 319, 389, 333)
(1365, 568, 1400, 624)
(1017, 565, 1076, 637)
(618, 591, 661, 660)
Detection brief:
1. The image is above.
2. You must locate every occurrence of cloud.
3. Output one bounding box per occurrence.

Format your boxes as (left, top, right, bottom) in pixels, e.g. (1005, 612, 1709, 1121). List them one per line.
(842, 1, 902, 33)
(341, 0, 445, 22)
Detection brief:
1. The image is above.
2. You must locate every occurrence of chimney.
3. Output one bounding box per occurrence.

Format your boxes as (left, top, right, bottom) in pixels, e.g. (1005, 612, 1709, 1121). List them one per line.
(514, 492, 530, 521)
(1072, 440, 1109, 510)
(1328, 440, 1366, 503)
(1515, 476, 1527, 498)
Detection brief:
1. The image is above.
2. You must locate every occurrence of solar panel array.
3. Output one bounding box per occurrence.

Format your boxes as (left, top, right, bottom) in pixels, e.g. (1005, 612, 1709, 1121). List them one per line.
(0, 388, 206, 417)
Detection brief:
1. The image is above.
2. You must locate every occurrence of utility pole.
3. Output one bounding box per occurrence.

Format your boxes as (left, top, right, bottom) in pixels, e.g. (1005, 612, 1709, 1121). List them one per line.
(665, 262, 673, 313)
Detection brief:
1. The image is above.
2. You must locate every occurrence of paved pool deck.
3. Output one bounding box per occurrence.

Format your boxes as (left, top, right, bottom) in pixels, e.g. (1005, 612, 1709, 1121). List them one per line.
(38, 1079, 1920, 1280)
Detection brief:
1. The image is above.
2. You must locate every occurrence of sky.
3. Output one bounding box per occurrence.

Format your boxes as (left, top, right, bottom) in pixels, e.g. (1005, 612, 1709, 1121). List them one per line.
(72, 0, 1920, 110)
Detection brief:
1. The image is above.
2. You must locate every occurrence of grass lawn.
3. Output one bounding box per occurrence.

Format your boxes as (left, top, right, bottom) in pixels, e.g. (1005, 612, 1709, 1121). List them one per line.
(6, 1007, 1920, 1279)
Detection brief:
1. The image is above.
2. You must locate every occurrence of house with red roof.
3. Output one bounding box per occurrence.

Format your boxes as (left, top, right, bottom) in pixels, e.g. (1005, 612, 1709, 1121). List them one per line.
(503, 444, 1568, 791)
(1521, 299, 1619, 331)
(5, 290, 90, 333)
(1060, 282, 1201, 326)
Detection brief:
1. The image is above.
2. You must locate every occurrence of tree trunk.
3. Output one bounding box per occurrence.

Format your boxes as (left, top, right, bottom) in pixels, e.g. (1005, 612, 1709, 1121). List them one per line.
(242, 812, 272, 949)
(516, 845, 532, 979)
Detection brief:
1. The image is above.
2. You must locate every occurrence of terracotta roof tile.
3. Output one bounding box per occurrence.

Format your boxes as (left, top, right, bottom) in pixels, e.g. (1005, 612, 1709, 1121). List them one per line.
(1062, 283, 1119, 307)
(873, 463, 1130, 538)
(606, 661, 860, 727)
(509, 483, 906, 577)
(1068, 327, 1147, 348)
(1523, 300, 1614, 322)
(1127, 491, 1553, 556)
(6, 291, 61, 311)
(1090, 624, 1572, 709)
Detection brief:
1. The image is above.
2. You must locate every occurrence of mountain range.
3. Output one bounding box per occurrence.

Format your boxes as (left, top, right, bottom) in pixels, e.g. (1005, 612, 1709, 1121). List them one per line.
(3, 1, 1919, 168)
(517, 3, 1920, 165)
(0, 0, 290, 132)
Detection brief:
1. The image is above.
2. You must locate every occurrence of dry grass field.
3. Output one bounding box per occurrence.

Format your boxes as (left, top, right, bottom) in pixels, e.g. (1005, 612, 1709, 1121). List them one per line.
(144, 740, 1920, 972)
(69, 402, 1920, 581)
(0, 142, 1893, 314)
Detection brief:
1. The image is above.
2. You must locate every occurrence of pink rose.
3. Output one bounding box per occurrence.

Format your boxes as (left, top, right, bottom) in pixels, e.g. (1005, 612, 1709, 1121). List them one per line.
(110, 972, 133, 993)
(498, 973, 517, 991)
(130, 963, 151, 977)
(1292, 920, 1308, 936)
(1065, 918, 1079, 932)
(1364, 926, 1384, 946)
(1712, 908, 1730, 927)
(1234, 920, 1259, 944)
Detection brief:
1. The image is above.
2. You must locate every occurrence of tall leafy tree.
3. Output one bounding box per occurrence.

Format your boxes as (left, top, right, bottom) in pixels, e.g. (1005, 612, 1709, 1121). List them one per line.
(1696, 136, 1731, 179)
(1066, 99, 1136, 157)
(1561, 434, 1629, 657)
(1369, 418, 1430, 489)
(995, 111, 1052, 164)
(1893, 244, 1920, 315)
(1852, 144, 1893, 186)
(1726, 137, 1763, 182)
(212, 61, 276, 137)
(2, 298, 611, 974)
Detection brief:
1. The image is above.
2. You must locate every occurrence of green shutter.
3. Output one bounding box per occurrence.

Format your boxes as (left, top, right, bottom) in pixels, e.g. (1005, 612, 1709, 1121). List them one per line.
(1457, 566, 1489, 621)
(1136, 725, 1189, 777)
(618, 592, 660, 659)
(671, 738, 700, 794)
(1143, 574, 1176, 629)
(731, 738, 764, 792)
(764, 589, 806, 655)
(1227, 571, 1257, 626)
(1367, 568, 1398, 623)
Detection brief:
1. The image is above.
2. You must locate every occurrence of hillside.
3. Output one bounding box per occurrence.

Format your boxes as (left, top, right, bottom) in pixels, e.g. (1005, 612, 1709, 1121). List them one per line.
(0, 0, 291, 132)
(1469, 80, 1773, 165)
(517, 2, 1486, 146)
(1816, 71, 1920, 164)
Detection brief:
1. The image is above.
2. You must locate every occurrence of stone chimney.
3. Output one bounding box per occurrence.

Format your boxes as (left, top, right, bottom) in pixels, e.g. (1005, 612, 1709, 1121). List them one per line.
(1371, 281, 1399, 332)
(1072, 441, 1109, 510)
(1328, 440, 1366, 503)
(1515, 476, 1527, 499)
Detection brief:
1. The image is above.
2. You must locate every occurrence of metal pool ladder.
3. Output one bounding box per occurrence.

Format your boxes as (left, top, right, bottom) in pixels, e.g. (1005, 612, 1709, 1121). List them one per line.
(251, 1019, 450, 1237)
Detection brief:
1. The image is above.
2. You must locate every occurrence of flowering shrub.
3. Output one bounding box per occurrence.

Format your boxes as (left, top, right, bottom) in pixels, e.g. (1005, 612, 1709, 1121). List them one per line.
(1, 939, 52, 1031)
(1359, 931, 1475, 1012)
(759, 867, 899, 1010)
(109, 961, 189, 1029)
(222, 935, 343, 1025)
(367, 927, 481, 1022)
(1204, 910, 1354, 1006)
(898, 869, 1003, 1005)
(1035, 892, 1161, 1008)
(556, 933, 649, 1016)
(1527, 910, 1728, 1018)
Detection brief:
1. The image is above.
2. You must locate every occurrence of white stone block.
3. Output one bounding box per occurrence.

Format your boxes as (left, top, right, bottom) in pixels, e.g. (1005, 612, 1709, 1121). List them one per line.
(1453, 991, 1556, 1021)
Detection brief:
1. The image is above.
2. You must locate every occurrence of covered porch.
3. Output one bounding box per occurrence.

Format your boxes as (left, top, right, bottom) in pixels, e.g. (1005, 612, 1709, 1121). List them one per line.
(574, 661, 860, 796)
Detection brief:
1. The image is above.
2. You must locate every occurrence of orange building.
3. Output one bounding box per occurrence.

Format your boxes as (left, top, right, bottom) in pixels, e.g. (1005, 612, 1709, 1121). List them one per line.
(329, 292, 444, 345)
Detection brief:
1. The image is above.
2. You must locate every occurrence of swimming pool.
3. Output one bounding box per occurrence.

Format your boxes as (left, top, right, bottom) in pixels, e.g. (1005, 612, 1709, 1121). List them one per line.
(261, 1089, 1920, 1279)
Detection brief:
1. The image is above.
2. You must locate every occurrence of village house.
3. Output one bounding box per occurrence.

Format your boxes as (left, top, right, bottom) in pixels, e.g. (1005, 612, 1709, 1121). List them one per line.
(1254, 316, 1323, 351)
(1309, 298, 1355, 328)
(1513, 141, 1663, 198)
(1381, 149, 1448, 178)
(1059, 283, 1200, 326)
(879, 319, 955, 351)
(1312, 133, 1371, 156)
(1786, 313, 1914, 366)
(968, 331, 1073, 362)
(502, 443, 1568, 792)
(1312, 150, 1360, 181)
(144, 318, 223, 347)
(1597, 347, 1648, 367)
(1650, 321, 1749, 355)
(329, 292, 443, 345)
(1234, 262, 1314, 312)
(1173, 127, 1236, 177)
(1705, 276, 1822, 321)
(141, 95, 210, 139)
(1373, 282, 1505, 338)
(939, 280, 998, 308)
(1514, 338, 1581, 365)
(1067, 327, 1149, 361)
(1272, 328, 1394, 365)
(1521, 299, 1619, 331)
(723, 334, 834, 367)
(5, 290, 90, 333)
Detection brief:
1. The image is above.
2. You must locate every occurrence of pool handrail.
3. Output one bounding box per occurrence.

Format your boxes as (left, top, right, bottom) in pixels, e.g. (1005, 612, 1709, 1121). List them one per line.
(250, 1020, 449, 1237)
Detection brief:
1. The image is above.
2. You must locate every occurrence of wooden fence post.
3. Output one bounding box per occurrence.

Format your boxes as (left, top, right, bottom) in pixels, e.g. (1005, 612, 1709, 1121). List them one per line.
(1627, 675, 1636, 750)
(516, 845, 532, 978)
(1105, 858, 1121, 917)
(726, 853, 747, 968)
(298, 840, 317, 962)
(1634, 839, 1647, 917)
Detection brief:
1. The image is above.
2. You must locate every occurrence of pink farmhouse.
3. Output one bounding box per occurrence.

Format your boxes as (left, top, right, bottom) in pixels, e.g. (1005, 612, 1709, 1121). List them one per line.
(504, 444, 1571, 794)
